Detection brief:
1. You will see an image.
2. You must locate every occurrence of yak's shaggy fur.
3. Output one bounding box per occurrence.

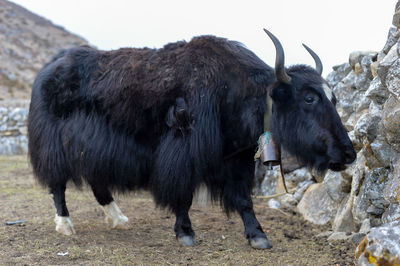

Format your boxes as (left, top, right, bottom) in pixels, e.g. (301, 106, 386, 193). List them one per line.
(29, 37, 273, 209)
(28, 35, 355, 249)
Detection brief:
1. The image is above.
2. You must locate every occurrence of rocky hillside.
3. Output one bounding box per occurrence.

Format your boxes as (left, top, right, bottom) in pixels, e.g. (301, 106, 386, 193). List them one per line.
(0, 0, 88, 154)
(0, 0, 87, 100)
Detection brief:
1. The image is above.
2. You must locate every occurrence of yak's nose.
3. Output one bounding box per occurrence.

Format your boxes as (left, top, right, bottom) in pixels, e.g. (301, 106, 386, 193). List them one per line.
(343, 146, 356, 164)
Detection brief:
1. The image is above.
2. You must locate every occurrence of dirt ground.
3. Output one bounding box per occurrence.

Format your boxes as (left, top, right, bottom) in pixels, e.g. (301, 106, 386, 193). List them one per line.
(0, 156, 356, 265)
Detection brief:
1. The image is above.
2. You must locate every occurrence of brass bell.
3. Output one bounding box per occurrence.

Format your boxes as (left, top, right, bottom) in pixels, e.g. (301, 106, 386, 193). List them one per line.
(260, 133, 281, 170)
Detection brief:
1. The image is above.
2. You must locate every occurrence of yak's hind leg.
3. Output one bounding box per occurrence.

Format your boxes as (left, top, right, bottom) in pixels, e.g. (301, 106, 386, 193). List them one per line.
(223, 150, 273, 249)
(90, 183, 129, 229)
(51, 184, 76, 235)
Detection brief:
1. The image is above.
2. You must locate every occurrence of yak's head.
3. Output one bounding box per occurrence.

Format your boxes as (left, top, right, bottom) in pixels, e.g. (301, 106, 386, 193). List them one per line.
(265, 29, 356, 174)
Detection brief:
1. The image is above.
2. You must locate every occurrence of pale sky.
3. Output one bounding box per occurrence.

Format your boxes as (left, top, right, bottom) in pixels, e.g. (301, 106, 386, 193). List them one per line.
(10, 0, 396, 76)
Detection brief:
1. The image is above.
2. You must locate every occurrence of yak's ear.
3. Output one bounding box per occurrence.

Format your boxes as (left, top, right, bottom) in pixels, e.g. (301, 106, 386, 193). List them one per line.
(269, 82, 294, 105)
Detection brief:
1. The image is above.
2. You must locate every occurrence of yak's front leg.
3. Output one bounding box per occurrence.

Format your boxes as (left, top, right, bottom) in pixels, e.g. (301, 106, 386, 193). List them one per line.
(174, 198, 195, 247)
(224, 154, 273, 249)
(90, 183, 129, 229)
(240, 198, 272, 249)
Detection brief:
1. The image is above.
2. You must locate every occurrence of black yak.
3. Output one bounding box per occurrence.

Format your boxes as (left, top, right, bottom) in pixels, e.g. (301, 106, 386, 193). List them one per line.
(28, 29, 356, 249)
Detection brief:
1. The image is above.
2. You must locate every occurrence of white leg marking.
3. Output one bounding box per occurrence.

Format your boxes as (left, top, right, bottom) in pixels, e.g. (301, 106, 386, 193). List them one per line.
(54, 214, 76, 235)
(322, 84, 333, 101)
(101, 201, 129, 229)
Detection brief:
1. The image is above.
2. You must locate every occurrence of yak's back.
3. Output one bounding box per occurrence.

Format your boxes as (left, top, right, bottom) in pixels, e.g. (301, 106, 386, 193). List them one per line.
(32, 36, 273, 126)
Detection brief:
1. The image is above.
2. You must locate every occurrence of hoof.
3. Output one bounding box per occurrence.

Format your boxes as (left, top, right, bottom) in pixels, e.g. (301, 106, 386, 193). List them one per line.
(106, 215, 130, 229)
(177, 235, 196, 247)
(102, 201, 130, 229)
(250, 237, 273, 249)
(54, 215, 76, 236)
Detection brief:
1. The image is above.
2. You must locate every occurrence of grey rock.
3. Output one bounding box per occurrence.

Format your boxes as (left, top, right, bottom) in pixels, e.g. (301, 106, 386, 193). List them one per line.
(356, 220, 400, 266)
(327, 231, 350, 242)
(382, 95, 400, 152)
(355, 93, 371, 113)
(370, 139, 392, 167)
(267, 199, 281, 209)
(349, 51, 377, 70)
(342, 70, 371, 92)
(292, 180, 314, 202)
(353, 112, 381, 143)
(382, 203, 400, 224)
(365, 77, 388, 105)
(367, 205, 385, 215)
(384, 161, 400, 204)
(348, 130, 363, 152)
(332, 194, 357, 232)
(386, 59, 400, 101)
(382, 27, 399, 54)
(316, 231, 333, 238)
(377, 43, 398, 84)
(297, 183, 339, 225)
(393, 9, 400, 28)
(353, 168, 390, 224)
(326, 62, 351, 88)
(323, 171, 351, 203)
(359, 219, 371, 234)
(283, 167, 313, 187)
(259, 166, 279, 196)
(349, 232, 366, 245)
(279, 193, 298, 209)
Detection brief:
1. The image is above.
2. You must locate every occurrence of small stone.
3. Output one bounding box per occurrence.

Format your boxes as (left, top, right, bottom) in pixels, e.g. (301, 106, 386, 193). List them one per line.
(316, 231, 333, 238)
(267, 199, 281, 209)
(370, 61, 379, 78)
(359, 219, 371, 234)
(354, 63, 363, 74)
(349, 233, 366, 245)
(327, 232, 350, 242)
(382, 203, 400, 224)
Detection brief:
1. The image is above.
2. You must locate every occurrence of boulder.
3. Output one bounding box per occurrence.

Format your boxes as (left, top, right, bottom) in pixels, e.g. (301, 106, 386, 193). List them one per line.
(297, 183, 339, 225)
(382, 95, 400, 152)
(377, 43, 398, 85)
(353, 168, 390, 225)
(356, 221, 400, 266)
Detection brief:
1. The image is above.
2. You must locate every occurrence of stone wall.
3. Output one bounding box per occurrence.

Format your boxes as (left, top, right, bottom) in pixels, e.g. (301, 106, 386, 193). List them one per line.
(0, 100, 29, 155)
(256, 2, 400, 264)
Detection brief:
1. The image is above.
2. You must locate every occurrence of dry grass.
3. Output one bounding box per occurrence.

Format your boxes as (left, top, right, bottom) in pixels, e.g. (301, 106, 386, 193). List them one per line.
(0, 156, 356, 265)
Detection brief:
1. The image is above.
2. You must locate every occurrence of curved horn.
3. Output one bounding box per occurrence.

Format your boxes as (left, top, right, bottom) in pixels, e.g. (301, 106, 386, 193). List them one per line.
(263, 29, 291, 84)
(302, 44, 323, 75)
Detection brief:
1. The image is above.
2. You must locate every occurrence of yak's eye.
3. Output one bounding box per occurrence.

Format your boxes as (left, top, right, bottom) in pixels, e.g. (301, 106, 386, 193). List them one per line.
(304, 94, 316, 104)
